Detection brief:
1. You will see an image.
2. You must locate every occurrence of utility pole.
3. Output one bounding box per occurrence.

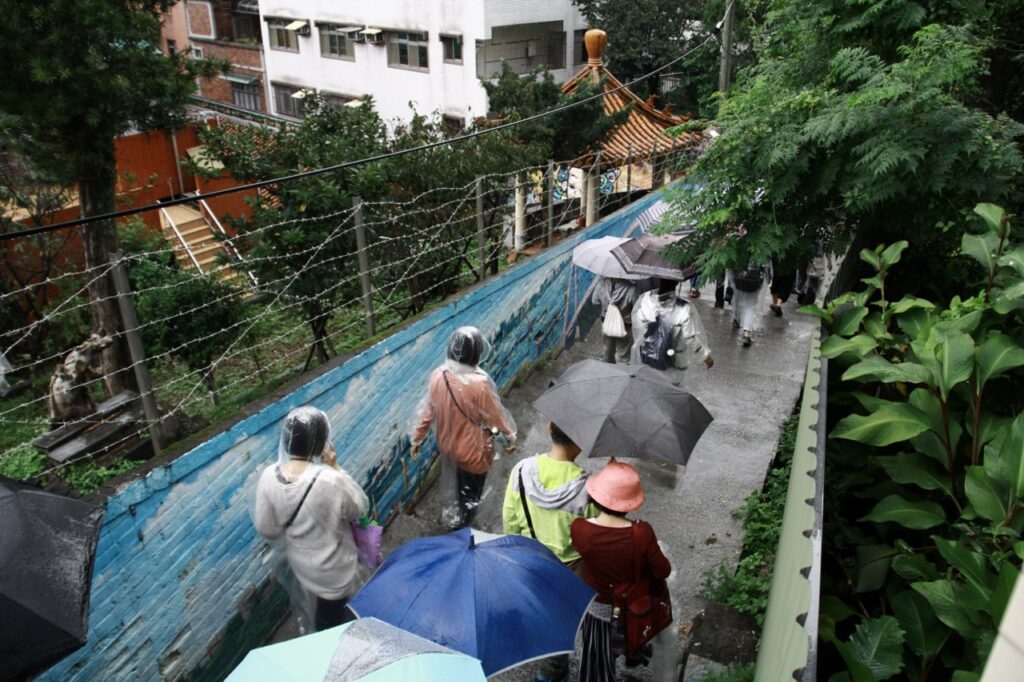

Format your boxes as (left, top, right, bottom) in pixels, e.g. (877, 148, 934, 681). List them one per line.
(718, 0, 736, 100)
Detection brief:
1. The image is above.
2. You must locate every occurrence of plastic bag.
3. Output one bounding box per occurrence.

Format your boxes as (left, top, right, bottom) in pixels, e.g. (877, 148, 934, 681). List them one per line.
(602, 303, 627, 338)
(640, 317, 674, 370)
(350, 516, 384, 569)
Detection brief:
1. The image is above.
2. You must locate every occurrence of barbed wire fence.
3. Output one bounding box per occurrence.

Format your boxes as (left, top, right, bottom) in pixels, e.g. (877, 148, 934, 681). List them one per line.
(0, 145, 675, 487)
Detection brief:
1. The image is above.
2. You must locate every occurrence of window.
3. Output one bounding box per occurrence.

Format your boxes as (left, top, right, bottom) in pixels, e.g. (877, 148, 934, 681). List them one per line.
(319, 24, 355, 59)
(573, 29, 587, 65)
(166, 39, 177, 55)
(388, 31, 429, 70)
(272, 83, 306, 118)
(191, 45, 204, 59)
(267, 19, 300, 51)
(442, 114, 465, 136)
(441, 34, 463, 63)
(231, 81, 261, 111)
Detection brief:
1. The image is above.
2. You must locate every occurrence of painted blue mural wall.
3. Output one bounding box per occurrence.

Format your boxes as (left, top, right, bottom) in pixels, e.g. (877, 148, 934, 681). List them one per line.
(40, 189, 668, 681)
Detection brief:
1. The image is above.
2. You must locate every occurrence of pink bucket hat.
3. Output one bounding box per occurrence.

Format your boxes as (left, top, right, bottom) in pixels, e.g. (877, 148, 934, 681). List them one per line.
(586, 461, 644, 512)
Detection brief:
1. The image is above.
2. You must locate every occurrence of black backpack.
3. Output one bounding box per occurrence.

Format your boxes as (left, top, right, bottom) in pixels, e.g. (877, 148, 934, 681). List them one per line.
(733, 265, 764, 293)
(640, 315, 675, 370)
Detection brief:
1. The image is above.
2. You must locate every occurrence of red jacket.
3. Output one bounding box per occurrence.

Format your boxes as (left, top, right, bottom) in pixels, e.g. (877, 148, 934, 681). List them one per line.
(571, 518, 671, 604)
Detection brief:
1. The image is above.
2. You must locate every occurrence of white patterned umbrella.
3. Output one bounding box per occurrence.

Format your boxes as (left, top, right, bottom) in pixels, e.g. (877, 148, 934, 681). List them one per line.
(571, 237, 647, 280)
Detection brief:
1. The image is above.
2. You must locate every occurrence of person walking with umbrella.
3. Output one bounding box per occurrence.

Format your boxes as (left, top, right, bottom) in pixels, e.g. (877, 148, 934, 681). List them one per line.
(571, 461, 673, 682)
(253, 406, 369, 631)
(502, 421, 596, 682)
(630, 278, 713, 387)
(411, 326, 517, 529)
(592, 276, 638, 364)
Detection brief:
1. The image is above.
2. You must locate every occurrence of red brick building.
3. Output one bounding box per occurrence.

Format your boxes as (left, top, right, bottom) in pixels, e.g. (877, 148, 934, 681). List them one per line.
(172, 1, 270, 115)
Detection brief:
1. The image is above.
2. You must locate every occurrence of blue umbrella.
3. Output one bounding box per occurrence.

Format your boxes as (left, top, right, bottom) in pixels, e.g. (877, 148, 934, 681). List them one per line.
(226, 617, 485, 681)
(349, 528, 596, 677)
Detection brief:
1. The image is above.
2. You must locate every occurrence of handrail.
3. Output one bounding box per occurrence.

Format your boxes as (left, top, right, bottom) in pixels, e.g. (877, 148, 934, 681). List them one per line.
(159, 206, 204, 272)
(195, 193, 260, 288)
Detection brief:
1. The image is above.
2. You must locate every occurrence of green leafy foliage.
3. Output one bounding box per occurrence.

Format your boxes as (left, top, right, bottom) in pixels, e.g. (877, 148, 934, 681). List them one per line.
(819, 207, 1024, 680)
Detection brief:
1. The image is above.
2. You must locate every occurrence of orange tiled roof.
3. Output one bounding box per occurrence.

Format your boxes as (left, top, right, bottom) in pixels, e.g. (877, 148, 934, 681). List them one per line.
(560, 30, 698, 169)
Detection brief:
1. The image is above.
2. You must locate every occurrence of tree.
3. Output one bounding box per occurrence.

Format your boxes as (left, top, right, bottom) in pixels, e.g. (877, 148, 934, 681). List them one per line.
(667, 0, 1024, 298)
(0, 0, 221, 392)
(196, 97, 388, 366)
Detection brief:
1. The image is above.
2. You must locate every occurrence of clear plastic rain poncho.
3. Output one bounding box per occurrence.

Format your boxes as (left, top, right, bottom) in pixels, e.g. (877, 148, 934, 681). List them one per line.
(251, 406, 370, 634)
(410, 327, 517, 529)
(630, 281, 711, 387)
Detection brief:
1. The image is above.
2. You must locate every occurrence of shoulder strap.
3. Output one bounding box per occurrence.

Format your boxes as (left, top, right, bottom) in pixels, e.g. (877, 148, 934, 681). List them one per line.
(284, 470, 321, 529)
(518, 464, 538, 539)
(442, 370, 476, 425)
(632, 520, 644, 583)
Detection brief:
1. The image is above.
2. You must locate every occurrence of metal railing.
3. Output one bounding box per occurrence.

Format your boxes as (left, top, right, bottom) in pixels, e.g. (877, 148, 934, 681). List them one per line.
(158, 205, 204, 272)
(475, 35, 567, 78)
(196, 193, 260, 288)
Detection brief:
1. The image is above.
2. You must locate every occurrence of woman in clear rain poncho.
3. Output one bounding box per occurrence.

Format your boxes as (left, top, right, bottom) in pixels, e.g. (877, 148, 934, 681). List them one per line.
(410, 327, 517, 529)
(729, 261, 772, 347)
(630, 278, 713, 388)
(253, 406, 369, 632)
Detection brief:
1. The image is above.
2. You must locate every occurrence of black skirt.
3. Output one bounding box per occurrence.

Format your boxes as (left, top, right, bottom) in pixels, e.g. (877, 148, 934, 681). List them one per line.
(579, 604, 618, 682)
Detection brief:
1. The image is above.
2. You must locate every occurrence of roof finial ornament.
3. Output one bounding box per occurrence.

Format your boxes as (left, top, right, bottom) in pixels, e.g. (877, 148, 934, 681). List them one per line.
(585, 29, 607, 68)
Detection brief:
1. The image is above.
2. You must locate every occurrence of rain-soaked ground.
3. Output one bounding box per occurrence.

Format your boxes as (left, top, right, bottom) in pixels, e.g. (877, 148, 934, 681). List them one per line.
(381, 287, 816, 680)
(270, 287, 815, 679)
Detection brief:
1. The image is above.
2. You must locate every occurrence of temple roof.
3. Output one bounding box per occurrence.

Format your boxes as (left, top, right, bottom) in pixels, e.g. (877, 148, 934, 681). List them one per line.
(561, 29, 697, 169)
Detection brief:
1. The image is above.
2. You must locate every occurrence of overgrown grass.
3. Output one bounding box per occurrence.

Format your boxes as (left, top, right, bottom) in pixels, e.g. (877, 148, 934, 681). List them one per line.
(700, 410, 798, 626)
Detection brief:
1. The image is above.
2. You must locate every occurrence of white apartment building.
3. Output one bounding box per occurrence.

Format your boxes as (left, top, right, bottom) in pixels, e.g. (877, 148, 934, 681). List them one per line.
(256, 0, 590, 127)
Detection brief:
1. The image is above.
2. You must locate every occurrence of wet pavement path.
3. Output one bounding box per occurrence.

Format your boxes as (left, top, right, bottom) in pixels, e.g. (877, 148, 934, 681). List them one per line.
(383, 291, 816, 679)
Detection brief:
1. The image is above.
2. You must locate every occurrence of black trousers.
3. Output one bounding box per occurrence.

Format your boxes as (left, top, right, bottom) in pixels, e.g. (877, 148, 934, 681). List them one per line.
(314, 596, 356, 631)
(456, 468, 488, 528)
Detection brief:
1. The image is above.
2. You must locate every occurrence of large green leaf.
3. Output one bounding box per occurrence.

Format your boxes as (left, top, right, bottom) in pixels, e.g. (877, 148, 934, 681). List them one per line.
(912, 580, 982, 638)
(879, 241, 909, 268)
(847, 616, 905, 680)
(860, 247, 882, 269)
(823, 624, 875, 682)
(891, 590, 946, 658)
(877, 452, 953, 496)
(976, 333, 1024, 390)
(974, 202, 1006, 234)
(961, 232, 999, 274)
(928, 327, 976, 400)
(843, 356, 932, 385)
(834, 305, 870, 337)
(861, 495, 945, 529)
(992, 412, 1024, 499)
(898, 309, 936, 339)
(822, 333, 878, 360)
(989, 561, 1020, 627)
(933, 537, 995, 607)
(998, 246, 1024, 278)
(890, 296, 936, 314)
(855, 544, 893, 592)
(964, 466, 1009, 524)
(833, 402, 931, 446)
(852, 391, 892, 412)
(994, 281, 1024, 314)
(892, 552, 940, 582)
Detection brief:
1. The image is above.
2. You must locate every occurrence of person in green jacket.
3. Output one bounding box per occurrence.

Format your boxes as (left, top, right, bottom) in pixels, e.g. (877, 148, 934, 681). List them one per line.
(503, 422, 596, 682)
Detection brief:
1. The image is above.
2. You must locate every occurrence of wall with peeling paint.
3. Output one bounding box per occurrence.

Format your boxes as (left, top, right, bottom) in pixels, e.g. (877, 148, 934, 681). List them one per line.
(40, 189, 667, 681)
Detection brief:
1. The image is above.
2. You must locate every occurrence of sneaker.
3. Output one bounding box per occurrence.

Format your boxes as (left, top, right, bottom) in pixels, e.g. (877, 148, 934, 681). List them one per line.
(688, 289, 701, 298)
(770, 304, 783, 317)
(742, 331, 753, 347)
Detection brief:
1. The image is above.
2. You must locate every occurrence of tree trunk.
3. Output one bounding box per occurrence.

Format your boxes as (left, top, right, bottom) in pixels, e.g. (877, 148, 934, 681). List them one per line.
(77, 137, 136, 396)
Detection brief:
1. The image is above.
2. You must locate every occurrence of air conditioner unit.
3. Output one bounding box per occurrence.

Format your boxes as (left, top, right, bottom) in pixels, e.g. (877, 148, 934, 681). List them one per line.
(338, 25, 364, 42)
(284, 20, 311, 37)
(361, 28, 384, 44)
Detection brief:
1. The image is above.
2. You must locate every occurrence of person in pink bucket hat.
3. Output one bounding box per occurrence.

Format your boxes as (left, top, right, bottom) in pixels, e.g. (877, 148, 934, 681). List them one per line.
(571, 461, 672, 682)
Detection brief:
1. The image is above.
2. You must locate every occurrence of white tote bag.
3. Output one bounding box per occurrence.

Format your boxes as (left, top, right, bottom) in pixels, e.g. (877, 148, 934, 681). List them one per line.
(602, 303, 627, 338)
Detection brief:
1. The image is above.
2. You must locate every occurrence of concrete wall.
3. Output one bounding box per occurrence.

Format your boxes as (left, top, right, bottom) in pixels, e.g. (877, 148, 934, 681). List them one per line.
(39, 189, 666, 681)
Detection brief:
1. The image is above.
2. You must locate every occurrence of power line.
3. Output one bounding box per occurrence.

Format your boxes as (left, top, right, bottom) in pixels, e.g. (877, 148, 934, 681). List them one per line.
(0, 34, 714, 242)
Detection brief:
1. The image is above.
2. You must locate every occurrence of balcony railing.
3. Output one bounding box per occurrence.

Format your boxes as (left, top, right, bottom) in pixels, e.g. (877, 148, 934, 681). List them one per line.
(476, 33, 567, 78)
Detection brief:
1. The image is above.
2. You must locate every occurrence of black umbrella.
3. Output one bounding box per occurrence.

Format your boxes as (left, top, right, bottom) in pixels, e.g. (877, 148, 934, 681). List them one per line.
(0, 476, 105, 680)
(611, 232, 698, 281)
(533, 360, 713, 465)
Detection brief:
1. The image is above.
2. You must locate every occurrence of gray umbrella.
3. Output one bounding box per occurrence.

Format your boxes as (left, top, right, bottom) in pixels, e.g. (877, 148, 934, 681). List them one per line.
(611, 232, 698, 281)
(533, 360, 713, 465)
